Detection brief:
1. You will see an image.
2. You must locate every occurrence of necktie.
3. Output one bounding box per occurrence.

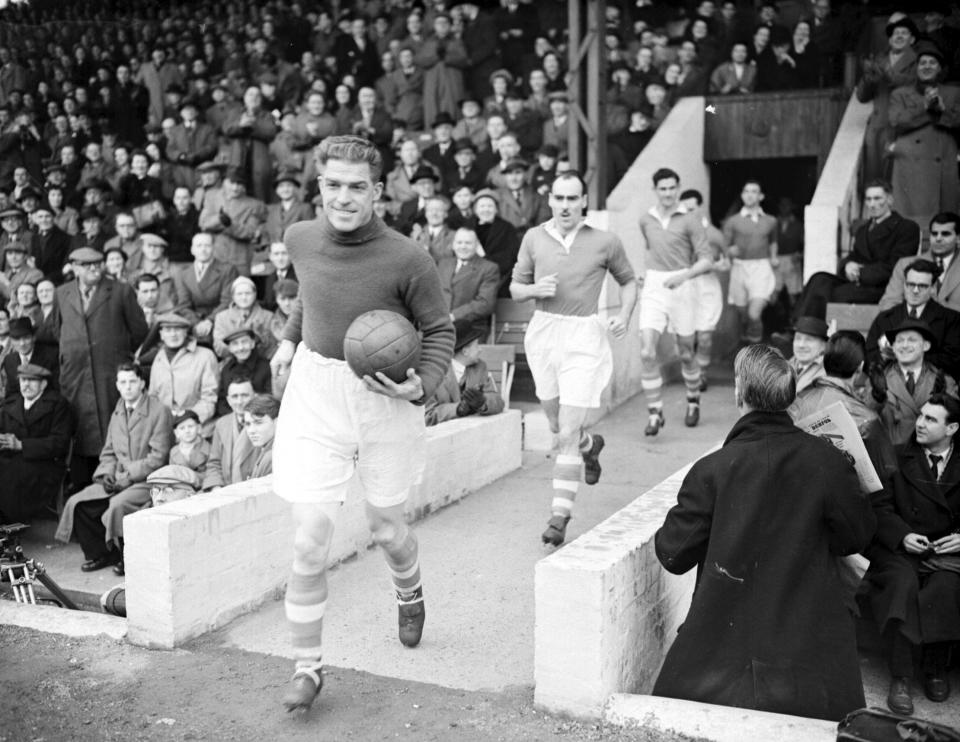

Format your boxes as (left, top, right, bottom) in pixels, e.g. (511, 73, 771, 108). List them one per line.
(936, 256, 945, 271)
(196, 262, 207, 282)
(909, 307, 919, 319)
(81, 286, 93, 310)
(906, 370, 916, 395)
(456, 259, 465, 274)
(513, 190, 522, 207)
(930, 454, 943, 481)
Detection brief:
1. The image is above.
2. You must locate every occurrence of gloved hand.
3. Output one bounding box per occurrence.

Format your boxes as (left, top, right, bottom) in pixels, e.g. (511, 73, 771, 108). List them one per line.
(456, 386, 486, 417)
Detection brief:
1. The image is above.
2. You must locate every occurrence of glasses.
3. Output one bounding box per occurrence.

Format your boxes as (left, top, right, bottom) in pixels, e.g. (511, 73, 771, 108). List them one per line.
(931, 231, 955, 237)
(906, 282, 932, 291)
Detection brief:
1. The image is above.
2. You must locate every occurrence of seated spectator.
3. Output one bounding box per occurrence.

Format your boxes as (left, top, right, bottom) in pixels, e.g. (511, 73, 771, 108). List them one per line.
(756, 26, 800, 91)
(29, 200, 72, 285)
(860, 392, 960, 715)
(149, 313, 219, 427)
(425, 324, 504, 425)
(2, 318, 58, 401)
(643, 78, 672, 130)
(202, 381, 269, 490)
(260, 169, 315, 248)
(386, 139, 434, 205)
(172, 231, 239, 340)
(0, 207, 36, 272)
(161, 186, 200, 264)
(127, 233, 178, 310)
(541, 92, 570, 153)
(0, 363, 73, 524)
(72, 206, 108, 256)
(447, 185, 475, 230)
(216, 329, 272, 417)
(198, 166, 267, 276)
(709, 42, 756, 94)
(888, 42, 960, 230)
(414, 196, 455, 262)
(238, 393, 278, 478)
(34, 279, 58, 353)
(869, 319, 958, 445)
(269, 279, 299, 352)
(253, 241, 299, 311)
(397, 166, 441, 236)
(788, 331, 897, 483)
(146, 464, 202, 508)
(791, 180, 920, 321)
(192, 161, 225, 214)
(168, 410, 210, 475)
(437, 227, 499, 333)
(880, 212, 960, 313)
(213, 276, 276, 359)
(55, 363, 172, 574)
(789, 316, 829, 393)
(529, 145, 559, 197)
(445, 139, 485, 197)
(485, 132, 524, 190)
(451, 95, 488, 153)
(470, 188, 521, 296)
(10, 282, 42, 329)
(494, 158, 549, 237)
(117, 150, 165, 223)
(47, 185, 79, 236)
(867, 258, 960, 381)
(1, 240, 43, 308)
(423, 113, 457, 182)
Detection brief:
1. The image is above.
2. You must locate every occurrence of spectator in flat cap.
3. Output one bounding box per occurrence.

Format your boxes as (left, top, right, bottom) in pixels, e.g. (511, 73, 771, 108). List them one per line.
(424, 320, 505, 426)
(222, 86, 278, 203)
(56, 246, 148, 487)
(165, 98, 219, 191)
(212, 276, 276, 359)
(167, 413, 210, 481)
(148, 312, 219, 429)
(147, 464, 203, 508)
(192, 160, 226, 214)
(0, 362, 74, 525)
(126, 233, 178, 311)
(254, 240, 298, 311)
(2, 317, 58, 401)
(0, 239, 43, 307)
(0, 207, 37, 273)
(215, 327, 272, 417)
(30, 200, 73, 285)
(494, 157, 549, 236)
(260, 169, 314, 248)
(198, 166, 267, 276)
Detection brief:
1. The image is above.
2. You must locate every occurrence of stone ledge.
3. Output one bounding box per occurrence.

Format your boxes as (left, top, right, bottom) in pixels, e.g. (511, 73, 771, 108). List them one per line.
(534, 452, 716, 718)
(124, 409, 523, 649)
(603, 694, 836, 742)
(0, 601, 127, 641)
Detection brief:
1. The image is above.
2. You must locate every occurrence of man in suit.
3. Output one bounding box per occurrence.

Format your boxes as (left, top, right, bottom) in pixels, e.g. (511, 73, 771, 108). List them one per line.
(198, 166, 267, 276)
(425, 324, 504, 425)
(870, 319, 958, 445)
(792, 180, 921, 321)
(172, 231, 239, 341)
(29, 201, 72, 285)
(385, 139, 437, 205)
(2, 318, 58, 400)
(414, 196, 456, 263)
(421, 113, 457, 184)
(260, 169, 315, 248)
(55, 362, 171, 573)
(880, 212, 960, 312)
(788, 316, 828, 394)
(445, 138, 485, 196)
(494, 158, 549, 237)
(0, 363, 73, 524)
(254, 240, 298, 311)
(202, 376, 254, 490)
(867, 258, 960, 380)
(165, 99, 219, 191)
(861, 392, 960, 714)
(456, 1, 501, 100)
(56, 248, 149, 485)
(436, 227, 499, 332)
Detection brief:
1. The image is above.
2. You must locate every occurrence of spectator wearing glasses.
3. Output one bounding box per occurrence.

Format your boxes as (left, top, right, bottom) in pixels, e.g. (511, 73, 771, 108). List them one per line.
(880, 212, 960, 313)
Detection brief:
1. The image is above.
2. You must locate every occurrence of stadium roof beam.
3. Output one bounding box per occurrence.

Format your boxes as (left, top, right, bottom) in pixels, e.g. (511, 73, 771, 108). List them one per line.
(567, 0, 607, 208)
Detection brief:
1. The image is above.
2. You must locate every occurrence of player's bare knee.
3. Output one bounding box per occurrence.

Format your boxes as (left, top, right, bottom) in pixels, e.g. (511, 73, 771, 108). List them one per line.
(370, 520, 403, 548)
(639, 344, 659, 365)
(293, 529, 329, 571)
(677, 344, 696, 364)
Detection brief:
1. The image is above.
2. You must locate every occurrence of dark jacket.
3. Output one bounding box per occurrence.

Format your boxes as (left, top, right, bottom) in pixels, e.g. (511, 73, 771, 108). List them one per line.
(839, 211, 920, 289)
(2, 344, 60, 400)
(471, 216, 521, 296)
(0, 389, 74, 522)
(653, 411, 876, 721)
(32, 226, 73, 285)
(866, 299, 960, 382)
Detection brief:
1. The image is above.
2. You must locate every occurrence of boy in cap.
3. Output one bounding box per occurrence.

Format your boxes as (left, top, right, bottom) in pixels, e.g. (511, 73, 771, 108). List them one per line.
(168, 410, 210, 475)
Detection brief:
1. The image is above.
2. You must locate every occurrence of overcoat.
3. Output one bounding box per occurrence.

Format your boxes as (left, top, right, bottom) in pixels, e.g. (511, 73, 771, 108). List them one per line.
(862, 440, 960, 645)
(871, 361, 959, 445)
(221, 108, 279, 203)
(0, 389, 73, 522)
(416, 35, 468, 126)
(55, 278, 149, 457)
(653, 411, 876, 721)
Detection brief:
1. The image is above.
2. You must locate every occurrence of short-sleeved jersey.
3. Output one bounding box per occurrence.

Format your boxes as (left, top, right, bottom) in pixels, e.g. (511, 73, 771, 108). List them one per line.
(638, 205, 712, 272)
(511, 221, 636, 316)
(722, 211, 778, 261)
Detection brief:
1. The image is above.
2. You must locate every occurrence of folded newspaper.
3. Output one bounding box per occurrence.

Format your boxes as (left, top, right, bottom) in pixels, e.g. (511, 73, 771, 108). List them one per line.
(794, 401, 883, 494)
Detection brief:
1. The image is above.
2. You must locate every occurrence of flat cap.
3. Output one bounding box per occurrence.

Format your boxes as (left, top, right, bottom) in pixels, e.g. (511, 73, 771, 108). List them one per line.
(17, 362, 51, 379)
(147, 464, 201, 490)
(139, 233, 169, 248)
(156, 313, 192, 328)
(69, 247, 105, 264)
(196, 160, 227, 172)
(453, 137, 476, 153)
(273, 168, 301, 187)
(502, 157, 528, 173)
(0, 206, 25, 220)
(224, 327, 257, 344)
(4, 241, 28, 253)
(172, 409, 200, 428)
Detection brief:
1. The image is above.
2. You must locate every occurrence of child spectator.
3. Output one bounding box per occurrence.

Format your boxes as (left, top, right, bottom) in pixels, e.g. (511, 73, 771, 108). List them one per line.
(168, 410, 210, 474)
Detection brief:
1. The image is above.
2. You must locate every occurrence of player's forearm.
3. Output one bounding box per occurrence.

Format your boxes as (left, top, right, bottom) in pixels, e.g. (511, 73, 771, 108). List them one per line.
(617, 280, 638, 325)
(684, 257, 714, 280)
(509, 281, 538, 302)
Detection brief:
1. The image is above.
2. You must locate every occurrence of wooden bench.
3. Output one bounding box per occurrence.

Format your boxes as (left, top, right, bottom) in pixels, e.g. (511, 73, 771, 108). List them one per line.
(825, 303, 880, 336)
(479, 344, 516, 408)
(491, 298, 534, 347)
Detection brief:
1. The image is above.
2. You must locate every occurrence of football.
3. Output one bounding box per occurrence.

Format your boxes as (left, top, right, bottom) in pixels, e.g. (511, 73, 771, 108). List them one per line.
(343, 310, 422, 383)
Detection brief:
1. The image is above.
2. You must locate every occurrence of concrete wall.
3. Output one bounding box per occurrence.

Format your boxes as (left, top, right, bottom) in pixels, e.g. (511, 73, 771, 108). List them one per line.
(804, 92, 872, 281)
(534, 456, 706, 718)
(124, 409, 523, 649)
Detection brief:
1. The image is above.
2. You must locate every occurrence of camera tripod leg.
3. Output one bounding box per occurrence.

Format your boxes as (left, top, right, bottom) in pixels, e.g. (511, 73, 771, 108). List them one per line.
(36, 571, 79, 610)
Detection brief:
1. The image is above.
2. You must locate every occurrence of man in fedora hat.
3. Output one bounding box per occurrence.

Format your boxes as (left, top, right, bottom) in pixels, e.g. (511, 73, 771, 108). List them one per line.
(870, 318, 958, 444)
(446, 138, 485, 195)
(30, 199, 72, 284)
(198, 165, 267, 276)
(0, 362, 73, 524)
(56, 247, 148, 484)
(165, 97, 219, 191)
(2, 317, 57, 401)
(0, 240, 42, 307)
(422, 112, 457, 179)
(789, 315, 829, 393)
(397, 165, 441, 236)
(867, 257, 960, 380)
(260, 168, 314, 247)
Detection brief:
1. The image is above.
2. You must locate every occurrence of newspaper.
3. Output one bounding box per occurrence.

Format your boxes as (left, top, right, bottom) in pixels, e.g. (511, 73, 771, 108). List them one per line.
(794, 401, 883, 494)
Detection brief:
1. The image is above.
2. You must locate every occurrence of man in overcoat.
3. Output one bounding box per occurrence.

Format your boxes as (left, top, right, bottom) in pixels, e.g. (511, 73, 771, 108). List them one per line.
(653, 344, 876, 721)
(56, 248, 149, 484)
(861, 393, 960, 715)
(0, 364, 73, 523)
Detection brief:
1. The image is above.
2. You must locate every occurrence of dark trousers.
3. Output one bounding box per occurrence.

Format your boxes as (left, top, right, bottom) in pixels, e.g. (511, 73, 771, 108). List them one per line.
(885, 626, 918, 678)
(792, 272, 885, 322)
(73, 498, 118, 561)
(70, 454, 100, 492)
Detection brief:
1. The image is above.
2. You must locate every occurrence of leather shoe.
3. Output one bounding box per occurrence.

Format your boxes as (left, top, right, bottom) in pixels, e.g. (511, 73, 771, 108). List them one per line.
(541, 515, 570, 546)
(113, 561, 125, 576)
(582, 434, 604, 486)
(887, 676, 914, 716)
(684, 402, 700, 427)
(81, 554, 120, 572)
(398, 588, 425, 647)
(282, 667, 323, 712)
(924, 674, 950, 702)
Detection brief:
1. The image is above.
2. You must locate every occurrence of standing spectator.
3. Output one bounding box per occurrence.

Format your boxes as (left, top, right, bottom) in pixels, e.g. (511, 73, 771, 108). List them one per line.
(47, 185, 79, 237)
(774, 196, 804, 313)
(192, 161, 225, 214)
(334, 15, 382, 88)
(341, 87, 394, 167)
(857, 16, 918, 182)
(172, 231, 238, 342)
(112, 64, 149, 146)
(382, 47, 425, 132)
(790, 20, 820, 90)
(165, 99, 219, 192)
(1, 242, 43, 309)
(494, 0, 536, 78)
(212, 276, 277, 359)
(222, 87, 279, 203)
(56, 248, 149, 485)
(136, 48, 185, 126)
(0, 111, 49, 189)
(809, 0, 844, 87)
(162, 187, 200, 264)
(127, 234, 178, 311)
(888, 43, 960, 230)
(198, 167, 267, 276)
(148, 313, 219, 428)
(417, 13, 468, 127)
(541, 92, 570, 153)
(457, 1, 501, 100)
(653, 344, 875, 721)
(0, 207, 36, 270)
(117, 150, 164, 226)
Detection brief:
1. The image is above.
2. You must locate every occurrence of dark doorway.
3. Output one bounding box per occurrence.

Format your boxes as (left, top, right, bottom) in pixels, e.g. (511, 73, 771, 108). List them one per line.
(707, 157, 819, 226)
